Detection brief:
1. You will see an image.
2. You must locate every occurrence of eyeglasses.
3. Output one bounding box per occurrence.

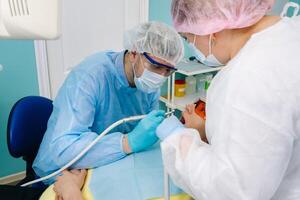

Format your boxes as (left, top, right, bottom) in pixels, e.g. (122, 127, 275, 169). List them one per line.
(142, 52, 177, 76)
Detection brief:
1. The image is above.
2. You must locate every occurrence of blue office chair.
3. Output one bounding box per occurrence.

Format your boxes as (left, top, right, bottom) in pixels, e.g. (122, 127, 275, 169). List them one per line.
(7, 96, 53, 187)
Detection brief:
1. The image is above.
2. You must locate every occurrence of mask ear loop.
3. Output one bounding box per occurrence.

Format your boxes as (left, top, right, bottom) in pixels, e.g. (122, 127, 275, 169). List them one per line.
(208, 34, 213, 55)
(131, 54, 142, 79)
(140, 54, 149, 73)
(131, 61, 137, 79)
(193, 34, 197, 45)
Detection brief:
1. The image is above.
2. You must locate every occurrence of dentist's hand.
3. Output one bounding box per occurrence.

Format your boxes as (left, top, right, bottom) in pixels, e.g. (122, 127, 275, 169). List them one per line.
(127, 110, 165, 152)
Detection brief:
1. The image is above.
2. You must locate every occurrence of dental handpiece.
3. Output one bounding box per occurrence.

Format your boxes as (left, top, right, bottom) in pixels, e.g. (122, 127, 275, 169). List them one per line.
(123, 110, 175, 122)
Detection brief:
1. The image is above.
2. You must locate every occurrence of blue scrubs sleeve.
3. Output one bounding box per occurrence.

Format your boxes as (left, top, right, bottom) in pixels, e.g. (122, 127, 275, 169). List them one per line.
(50, 72, 126, 169)
(53, 131, 126, 169)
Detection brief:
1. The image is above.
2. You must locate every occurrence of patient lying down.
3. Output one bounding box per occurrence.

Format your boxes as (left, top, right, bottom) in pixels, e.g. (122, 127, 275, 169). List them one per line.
(41, 104, 205, 200)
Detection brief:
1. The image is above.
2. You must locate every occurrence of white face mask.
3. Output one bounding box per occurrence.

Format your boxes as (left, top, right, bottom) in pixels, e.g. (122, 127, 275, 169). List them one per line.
(189, 34, 224, 67)
(132, 58, 167, 93)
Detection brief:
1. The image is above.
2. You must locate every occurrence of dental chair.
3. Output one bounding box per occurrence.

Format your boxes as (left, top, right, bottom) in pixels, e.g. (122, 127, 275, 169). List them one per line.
(7, 96, 53, 187)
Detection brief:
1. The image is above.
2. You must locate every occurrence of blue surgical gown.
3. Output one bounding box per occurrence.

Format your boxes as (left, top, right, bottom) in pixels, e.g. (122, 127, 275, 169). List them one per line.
(33, 51, 159, 184)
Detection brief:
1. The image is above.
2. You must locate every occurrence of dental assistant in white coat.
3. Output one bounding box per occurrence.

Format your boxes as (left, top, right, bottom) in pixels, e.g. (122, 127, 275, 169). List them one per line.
(156, 0, 300, 199)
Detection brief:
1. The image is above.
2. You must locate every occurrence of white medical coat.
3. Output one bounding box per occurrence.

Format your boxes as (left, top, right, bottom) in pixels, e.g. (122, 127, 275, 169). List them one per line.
(161, 16, 300, 200)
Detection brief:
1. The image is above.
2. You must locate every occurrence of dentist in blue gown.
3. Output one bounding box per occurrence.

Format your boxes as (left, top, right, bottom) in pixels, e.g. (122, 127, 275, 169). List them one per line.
(33, 21, 184, 184)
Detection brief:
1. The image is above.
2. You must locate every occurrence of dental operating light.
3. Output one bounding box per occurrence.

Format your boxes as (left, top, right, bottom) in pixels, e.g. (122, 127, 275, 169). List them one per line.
(0, 0, 60, 39)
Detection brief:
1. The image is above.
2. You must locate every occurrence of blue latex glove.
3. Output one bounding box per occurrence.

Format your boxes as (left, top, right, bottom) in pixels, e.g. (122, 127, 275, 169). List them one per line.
(128, 110, 165, 152)
(156, 115, 184, 140)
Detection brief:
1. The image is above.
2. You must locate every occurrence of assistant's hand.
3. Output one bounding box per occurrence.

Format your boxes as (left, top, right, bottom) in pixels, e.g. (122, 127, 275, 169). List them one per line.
(53, 169, 87, 200)
(156, 115, 184, 140)
(128, 110, 165, 152)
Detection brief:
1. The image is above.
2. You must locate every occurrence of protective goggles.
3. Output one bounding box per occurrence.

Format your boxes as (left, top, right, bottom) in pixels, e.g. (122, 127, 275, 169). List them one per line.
(142, 52, 177, 76)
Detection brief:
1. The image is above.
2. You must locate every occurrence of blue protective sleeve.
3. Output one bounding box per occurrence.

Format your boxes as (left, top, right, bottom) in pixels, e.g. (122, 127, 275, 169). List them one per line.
(49, 71, 127, 169)
(52, 131, 126, 169)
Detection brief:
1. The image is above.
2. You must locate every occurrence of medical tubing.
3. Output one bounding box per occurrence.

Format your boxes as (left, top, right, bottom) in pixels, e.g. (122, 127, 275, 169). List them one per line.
(21, 111, 173, 187)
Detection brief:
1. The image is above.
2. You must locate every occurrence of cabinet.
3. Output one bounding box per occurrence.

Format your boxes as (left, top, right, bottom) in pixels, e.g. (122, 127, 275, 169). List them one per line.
(160, 60, 223, 111)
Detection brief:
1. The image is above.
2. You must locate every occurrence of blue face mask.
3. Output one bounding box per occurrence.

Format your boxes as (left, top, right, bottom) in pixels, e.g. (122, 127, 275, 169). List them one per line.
(189, 34, 224, 67)
(132, 57, 167, 93)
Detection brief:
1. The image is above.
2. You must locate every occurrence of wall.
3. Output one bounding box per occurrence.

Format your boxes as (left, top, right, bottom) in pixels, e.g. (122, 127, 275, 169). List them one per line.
(0, 40, 39, 178)
(149, 0, 192, 57)
(149, 0, 172, 24)
(270, 0, 289, 14)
